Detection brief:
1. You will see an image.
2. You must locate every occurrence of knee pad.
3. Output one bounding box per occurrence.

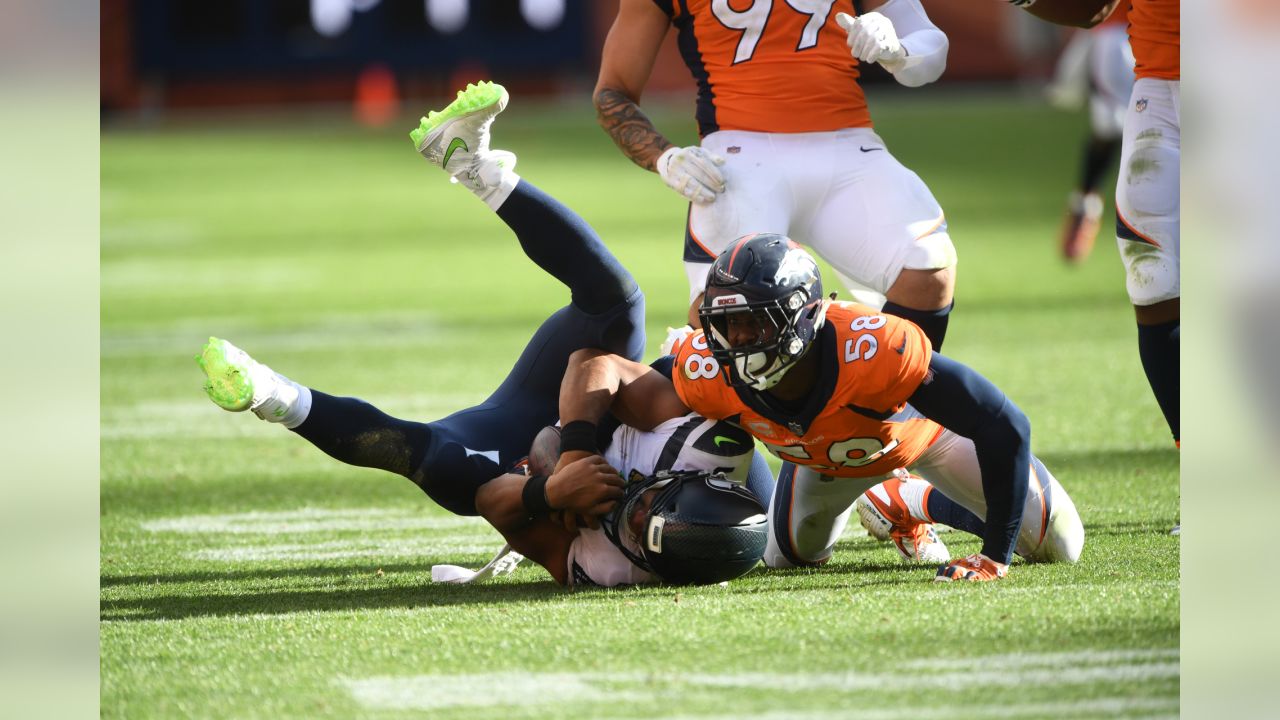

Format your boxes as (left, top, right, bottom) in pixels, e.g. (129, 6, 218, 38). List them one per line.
(1116, 137, 1180, 305)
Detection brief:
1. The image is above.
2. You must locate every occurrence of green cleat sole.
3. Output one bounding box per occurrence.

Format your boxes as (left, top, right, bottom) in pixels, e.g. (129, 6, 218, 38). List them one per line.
(197, 337, 254, 412)
(409, 81, 508, 150)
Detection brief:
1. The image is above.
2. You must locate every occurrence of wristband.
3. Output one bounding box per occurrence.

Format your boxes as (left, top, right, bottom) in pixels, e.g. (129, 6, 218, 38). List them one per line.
(559, 420, 599, 455)
(522, 474, 553, 516)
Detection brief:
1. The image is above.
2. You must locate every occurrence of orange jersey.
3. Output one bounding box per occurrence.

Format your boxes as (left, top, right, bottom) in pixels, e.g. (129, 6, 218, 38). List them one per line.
(652, 0, 871, 135)
(671, 302, 943, 479)
(1129, 0, 1179, 80)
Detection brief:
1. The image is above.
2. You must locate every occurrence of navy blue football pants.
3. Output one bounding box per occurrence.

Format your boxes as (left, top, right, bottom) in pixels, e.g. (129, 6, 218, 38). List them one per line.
(293, 180, 645, 515)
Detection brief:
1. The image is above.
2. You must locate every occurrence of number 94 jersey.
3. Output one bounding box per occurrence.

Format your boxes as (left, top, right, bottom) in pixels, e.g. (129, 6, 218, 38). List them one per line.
(672, 302, 943, 479)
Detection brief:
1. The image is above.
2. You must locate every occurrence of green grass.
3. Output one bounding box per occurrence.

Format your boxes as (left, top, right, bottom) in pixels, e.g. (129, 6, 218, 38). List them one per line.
(101, 93, 1179, 719)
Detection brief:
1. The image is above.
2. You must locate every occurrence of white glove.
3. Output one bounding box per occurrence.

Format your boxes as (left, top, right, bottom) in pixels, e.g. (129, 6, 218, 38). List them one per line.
(659, 325, 696, 356)
(656, 146, 726, 204)
(836, 12, 907, 73)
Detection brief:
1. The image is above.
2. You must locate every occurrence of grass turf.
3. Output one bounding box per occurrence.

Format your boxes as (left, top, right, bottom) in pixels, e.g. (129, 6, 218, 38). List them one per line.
(101, 92, 1179, 719)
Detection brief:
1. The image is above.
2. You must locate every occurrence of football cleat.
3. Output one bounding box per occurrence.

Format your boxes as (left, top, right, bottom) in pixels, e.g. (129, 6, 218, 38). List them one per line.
(1059, 190, 1103, 263)
(410, 81, 508, 175)
(934, 553, 1008, 582)
(855, 477, 950, 564)
(196, 337, 299, 423)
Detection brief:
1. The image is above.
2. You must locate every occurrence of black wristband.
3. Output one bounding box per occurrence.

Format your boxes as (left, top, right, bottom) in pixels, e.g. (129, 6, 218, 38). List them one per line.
(522, 474, 553, 516)
(559, 420, 599, 455)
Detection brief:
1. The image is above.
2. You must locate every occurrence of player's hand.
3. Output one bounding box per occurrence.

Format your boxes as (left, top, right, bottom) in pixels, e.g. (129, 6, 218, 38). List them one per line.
(934, 553, 1009, 582)
(545, 455, 625, 528)
(656, 146, 726, 204)
(835, 12, 906, 72)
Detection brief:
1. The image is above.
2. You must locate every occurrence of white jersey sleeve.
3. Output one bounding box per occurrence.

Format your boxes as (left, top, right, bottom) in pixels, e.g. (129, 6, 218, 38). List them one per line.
(563, 413, 757, 587)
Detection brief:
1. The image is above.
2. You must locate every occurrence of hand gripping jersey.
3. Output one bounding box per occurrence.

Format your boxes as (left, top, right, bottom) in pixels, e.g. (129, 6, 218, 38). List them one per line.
(566, 413, 756, 587)
(673, 302, 943, 479)
(1129, 0, 1179, 80)
(651, 0, 871, 135)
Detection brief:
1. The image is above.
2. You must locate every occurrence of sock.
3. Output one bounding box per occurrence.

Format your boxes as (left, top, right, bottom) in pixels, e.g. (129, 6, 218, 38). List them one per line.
(1080, 136, 1121, 194)
(923, 485, 987, 537)
(881, 300, 953, 351)
(460, 151, 520, 211)
(495, 180, 638, 314)
(1137, 318, 1180, 443)
(247, 365, 312, 429)
(291, 391, 433, 478)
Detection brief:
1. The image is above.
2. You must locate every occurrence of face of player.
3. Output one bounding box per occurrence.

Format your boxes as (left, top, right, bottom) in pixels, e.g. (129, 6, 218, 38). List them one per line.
(724, 310, 776, 348)
(626, 487, 660, 541)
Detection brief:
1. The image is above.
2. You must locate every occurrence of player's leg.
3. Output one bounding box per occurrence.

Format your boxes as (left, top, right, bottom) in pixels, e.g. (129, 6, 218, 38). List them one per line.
(804, 129, 958, 350)
(197, 338, 433, 480)
(763, 463, 876, 568)
(1115, 77, 1180, 445)
(1060, 26, 1134, 262)
(683, 130, 793, 320)
(411, 82, 641, 324)
(409, 82, 649, 508)
(910, 430, 1085, 563)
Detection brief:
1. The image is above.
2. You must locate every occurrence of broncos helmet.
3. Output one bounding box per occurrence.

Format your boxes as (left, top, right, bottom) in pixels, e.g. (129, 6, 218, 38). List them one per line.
(699, 233, 828, 390)
(602, 469, 767, 585)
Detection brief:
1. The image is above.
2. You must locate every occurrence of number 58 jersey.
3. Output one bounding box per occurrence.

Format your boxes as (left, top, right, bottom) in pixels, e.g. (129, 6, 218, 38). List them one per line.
(671, 302, 944, 479)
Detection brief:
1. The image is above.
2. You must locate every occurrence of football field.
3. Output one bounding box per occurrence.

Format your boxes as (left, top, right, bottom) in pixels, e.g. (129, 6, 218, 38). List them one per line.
(101, 92, 1179, 719)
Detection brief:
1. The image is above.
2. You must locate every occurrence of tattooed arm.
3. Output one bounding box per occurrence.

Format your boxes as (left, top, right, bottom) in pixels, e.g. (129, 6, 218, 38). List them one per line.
(593, 0, 675, 172)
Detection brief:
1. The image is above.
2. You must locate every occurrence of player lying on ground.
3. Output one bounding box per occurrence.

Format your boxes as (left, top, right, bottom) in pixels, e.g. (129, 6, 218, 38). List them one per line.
(575, 235, 1086, 581)
(196, 83, 769, 587)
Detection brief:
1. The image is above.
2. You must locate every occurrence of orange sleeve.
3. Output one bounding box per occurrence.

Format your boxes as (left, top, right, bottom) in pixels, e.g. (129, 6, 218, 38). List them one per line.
(670, 332, 736, 420)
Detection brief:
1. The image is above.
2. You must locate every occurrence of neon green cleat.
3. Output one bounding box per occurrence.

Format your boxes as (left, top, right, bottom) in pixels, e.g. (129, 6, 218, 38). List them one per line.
(410, 81, 509, 172)
(196, 337, 256, 412)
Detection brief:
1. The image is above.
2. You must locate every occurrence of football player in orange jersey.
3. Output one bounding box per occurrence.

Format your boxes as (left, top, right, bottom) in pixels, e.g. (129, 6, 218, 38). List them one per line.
(594, 0, 958, 350)
(1015, 1, 1178, 449)
(1114, 0, 1179, 450)
(570, 234, 1085, 581)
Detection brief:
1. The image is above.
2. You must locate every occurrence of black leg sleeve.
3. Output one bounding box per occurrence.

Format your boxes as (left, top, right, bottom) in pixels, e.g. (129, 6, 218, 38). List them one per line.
(291, 390, 433, 480)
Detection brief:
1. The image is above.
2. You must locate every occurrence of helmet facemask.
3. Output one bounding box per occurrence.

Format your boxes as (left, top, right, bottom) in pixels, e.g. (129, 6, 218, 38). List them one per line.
(602, 469, 768, 585)
(700, 290, 824, 391)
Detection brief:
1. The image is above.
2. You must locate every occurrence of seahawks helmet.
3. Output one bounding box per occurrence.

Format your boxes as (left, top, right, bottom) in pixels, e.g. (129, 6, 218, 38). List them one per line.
(602, 469, 767, 585)
(699, 233, 828, 390)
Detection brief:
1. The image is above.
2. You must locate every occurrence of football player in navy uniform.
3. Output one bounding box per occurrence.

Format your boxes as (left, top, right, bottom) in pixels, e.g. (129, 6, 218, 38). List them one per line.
(197, 83, 769, 586)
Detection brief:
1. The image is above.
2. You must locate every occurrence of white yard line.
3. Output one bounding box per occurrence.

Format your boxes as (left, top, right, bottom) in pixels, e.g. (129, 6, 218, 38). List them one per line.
(141, 507, 488, 535)
(341, 654, 1179, 712)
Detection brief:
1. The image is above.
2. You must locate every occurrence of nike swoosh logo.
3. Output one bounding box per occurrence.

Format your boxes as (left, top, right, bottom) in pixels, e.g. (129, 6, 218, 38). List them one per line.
(713, 435, 739, 448)
(895, 336, 908, 355)
(443, 137, 468, 168)
(859, 146, 883, 153)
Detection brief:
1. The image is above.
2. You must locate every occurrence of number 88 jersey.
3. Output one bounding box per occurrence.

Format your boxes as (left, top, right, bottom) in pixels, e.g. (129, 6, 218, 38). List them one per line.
(672, 302, 944, 479)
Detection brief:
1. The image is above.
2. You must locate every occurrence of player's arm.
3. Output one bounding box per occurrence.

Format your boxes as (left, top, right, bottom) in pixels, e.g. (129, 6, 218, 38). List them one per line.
(1010, 0, 1122, 29)
(837, 0, 948, 88)
(559, 348, 690, 437)
(906, 353, 1031, 570)
(594, 0, 725, 203)
(475, 473, 577, 585)
(594, 0, 675, 171)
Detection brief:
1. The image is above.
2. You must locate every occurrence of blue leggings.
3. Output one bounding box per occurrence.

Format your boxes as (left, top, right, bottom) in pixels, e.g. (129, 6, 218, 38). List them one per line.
(294, 180, 646, 515)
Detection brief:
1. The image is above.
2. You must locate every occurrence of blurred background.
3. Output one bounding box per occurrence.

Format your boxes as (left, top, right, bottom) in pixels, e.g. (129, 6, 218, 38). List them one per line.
(100, 0, 1071, 122)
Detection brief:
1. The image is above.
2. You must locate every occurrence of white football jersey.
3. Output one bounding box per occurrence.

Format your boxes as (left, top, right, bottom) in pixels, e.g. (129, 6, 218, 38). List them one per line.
(565, 413, 755, 587)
